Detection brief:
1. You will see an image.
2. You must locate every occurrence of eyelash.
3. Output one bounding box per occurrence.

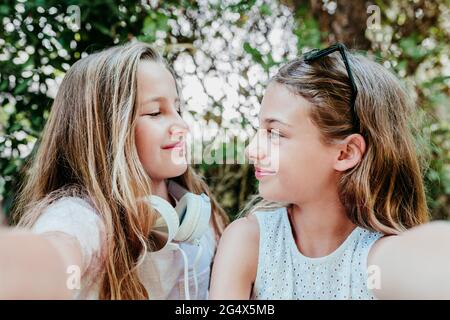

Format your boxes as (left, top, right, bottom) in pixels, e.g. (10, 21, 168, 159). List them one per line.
(268, 128, 284, 138)
(145, 107, 182, 117)
(146, 111, 161, 117)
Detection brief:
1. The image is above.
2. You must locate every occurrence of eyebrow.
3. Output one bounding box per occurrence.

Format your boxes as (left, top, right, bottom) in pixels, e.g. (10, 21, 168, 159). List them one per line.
(141, 96, 180, 106)
(263, 118, 292, 127)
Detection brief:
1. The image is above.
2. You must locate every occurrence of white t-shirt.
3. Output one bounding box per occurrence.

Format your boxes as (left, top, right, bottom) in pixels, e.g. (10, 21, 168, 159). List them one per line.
(31, 196, 217, 300)
(251, 207, 384, 300)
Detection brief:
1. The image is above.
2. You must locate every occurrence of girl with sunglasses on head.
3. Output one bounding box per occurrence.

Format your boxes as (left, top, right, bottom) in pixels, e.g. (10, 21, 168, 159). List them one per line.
(209, 44, 450, 300)
(0, 41, 229, 299)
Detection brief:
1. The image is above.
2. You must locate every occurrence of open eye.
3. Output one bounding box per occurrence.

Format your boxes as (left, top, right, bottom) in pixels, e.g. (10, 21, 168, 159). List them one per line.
(268, 128, 282, 139)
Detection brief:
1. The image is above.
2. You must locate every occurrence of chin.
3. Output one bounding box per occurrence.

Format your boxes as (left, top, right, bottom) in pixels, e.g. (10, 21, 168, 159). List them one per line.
(165, 163, 188, 178)
(258, 181, 290, 203)
(258, 182, 278, 201)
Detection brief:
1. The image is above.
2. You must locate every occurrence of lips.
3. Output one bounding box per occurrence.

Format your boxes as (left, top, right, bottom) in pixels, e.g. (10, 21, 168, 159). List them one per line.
(161, 141, 185, 150)
(254, 166, 277, 179)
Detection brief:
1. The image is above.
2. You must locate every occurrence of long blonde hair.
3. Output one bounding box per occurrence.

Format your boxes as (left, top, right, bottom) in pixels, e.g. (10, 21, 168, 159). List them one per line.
(246, 50, 429, 235)
(11, 41, 228, 299)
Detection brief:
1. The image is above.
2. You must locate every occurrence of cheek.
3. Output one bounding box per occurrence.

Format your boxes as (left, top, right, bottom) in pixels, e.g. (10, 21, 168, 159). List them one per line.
(259, 140, 335, 202)
(134, 119, 187, 180)
(135, 120, 164, 173)
(281, 141, 334, 182)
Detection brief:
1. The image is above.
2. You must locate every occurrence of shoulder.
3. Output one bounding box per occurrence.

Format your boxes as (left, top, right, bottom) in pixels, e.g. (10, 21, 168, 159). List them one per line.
(218, 215, 260, 256)
(367, 235, 397, 261)
(210, 215, 260, 297)
(222, 214, 260, 246)
(366, 222, 450, 299)
(368, 221, 450, 265)
(33, 196, 102, 229)
(355, 228, 384, 249)
(227, 213, 260, 232)
(32, 196, 103, 240)
(45, 196, 97, 215)
(32, 196, 105, 273)
(363, 227, 395, 268)
(215, 215, 260, 275)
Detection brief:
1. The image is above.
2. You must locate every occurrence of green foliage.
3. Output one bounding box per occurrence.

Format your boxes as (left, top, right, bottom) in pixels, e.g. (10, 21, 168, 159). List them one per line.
(1, 0, 449, 222)
(290, 0, 450, 220)
(243, 42, 276, 71)
(0, 0, 158, 215)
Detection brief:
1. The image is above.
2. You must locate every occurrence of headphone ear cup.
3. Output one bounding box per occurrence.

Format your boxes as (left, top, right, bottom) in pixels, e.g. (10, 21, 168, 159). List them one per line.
(173, 194, 197, 242)
(174, 193, 211, 242)
(188, 195, 211, 240)
(148, 195, 180, 250)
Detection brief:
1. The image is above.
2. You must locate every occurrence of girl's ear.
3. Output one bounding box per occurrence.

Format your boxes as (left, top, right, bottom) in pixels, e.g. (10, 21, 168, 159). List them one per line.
(333, 134, 366, 172)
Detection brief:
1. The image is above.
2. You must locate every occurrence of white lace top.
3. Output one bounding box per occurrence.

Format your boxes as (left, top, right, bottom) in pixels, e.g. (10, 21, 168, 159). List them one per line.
(251, 207, 384, 300)
(30, 196, 217, 300)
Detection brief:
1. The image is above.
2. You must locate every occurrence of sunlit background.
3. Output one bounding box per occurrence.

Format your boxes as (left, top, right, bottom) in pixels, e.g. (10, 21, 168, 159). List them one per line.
(1, 0, 449, 222)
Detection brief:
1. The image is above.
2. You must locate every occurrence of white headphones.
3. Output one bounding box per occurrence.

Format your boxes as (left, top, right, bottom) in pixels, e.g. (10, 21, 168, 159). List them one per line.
(144, 180, 212, 251)
(140, 180, 212, 299)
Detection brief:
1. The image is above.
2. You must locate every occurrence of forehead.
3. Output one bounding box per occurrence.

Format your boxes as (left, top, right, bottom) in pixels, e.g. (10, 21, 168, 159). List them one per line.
(260, 81, 312, 125)
(137, 60, 177, 100)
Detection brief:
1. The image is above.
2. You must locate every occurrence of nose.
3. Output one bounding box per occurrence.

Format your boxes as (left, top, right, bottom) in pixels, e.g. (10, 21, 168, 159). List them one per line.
(169, 114, 189, 140)
(245, 130, 267, 164)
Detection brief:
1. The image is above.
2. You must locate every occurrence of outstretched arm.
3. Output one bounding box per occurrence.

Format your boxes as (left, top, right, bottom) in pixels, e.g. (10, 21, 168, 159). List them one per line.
(0, 227, 83, 299)
(368, 220, 450, 299)
(209, 215, 259, 299)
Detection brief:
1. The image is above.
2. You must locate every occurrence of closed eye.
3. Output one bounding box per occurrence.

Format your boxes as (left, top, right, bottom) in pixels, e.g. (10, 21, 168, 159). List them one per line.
(145, 111, 161, 117)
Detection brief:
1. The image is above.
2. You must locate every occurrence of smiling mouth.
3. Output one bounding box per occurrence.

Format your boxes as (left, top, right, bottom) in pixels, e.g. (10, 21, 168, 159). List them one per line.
(254, 167, 277, 179)
(162, 141, 185, 150)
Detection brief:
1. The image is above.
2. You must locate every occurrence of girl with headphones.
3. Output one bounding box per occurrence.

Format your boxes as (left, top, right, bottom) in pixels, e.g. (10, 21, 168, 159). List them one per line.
(0, 41, 228, 299)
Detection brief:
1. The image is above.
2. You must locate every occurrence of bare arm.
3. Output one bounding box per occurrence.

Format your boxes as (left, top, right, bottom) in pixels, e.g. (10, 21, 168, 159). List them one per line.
(0, 227, 83, 299)
(209, 215, 259, 299)
(368, 221, 450, 299)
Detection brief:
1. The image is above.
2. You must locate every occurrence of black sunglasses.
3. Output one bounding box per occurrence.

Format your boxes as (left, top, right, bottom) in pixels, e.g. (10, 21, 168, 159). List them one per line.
(303, 43, 359, 133)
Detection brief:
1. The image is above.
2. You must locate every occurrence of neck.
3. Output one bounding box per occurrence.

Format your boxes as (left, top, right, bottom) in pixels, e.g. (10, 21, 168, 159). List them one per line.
(288, 188, 356, 258)
(151, 179, 175, 205)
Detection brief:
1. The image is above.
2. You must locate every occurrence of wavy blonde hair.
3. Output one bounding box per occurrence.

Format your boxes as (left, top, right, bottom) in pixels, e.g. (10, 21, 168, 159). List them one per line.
(244, 50, 429, 235)
(11, 41, 228, 299)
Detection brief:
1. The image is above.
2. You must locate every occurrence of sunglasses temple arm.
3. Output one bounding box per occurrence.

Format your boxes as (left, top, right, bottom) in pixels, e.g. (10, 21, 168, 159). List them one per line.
(339, 48, 358, 103)
(306, 43, 342, 60)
